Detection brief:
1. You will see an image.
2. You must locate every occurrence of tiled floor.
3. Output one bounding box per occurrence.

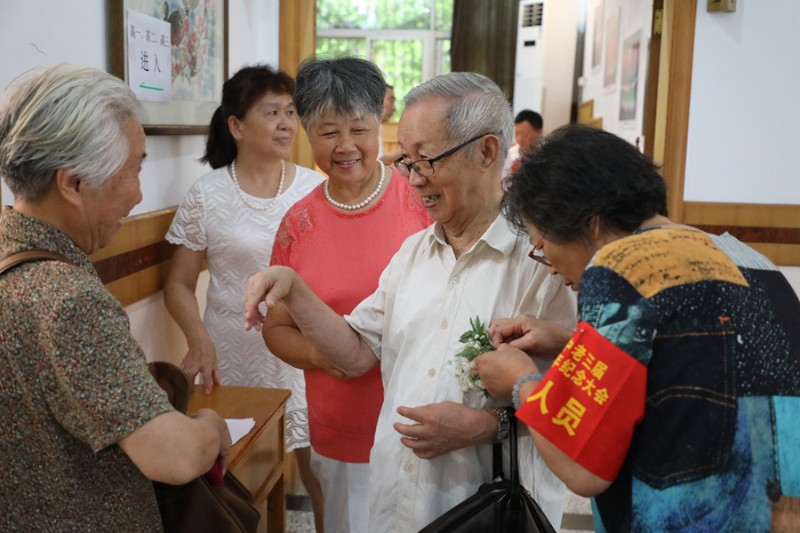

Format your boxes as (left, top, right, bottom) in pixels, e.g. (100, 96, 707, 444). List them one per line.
(560, 489, 595, 532)
(285, 489, 595, 532)
(286, 509, 315, 533)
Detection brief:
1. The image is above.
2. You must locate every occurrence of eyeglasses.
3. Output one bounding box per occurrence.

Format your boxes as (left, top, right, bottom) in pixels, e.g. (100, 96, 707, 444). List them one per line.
(393, 132, 497, 178)
(528, 237, 552, 267)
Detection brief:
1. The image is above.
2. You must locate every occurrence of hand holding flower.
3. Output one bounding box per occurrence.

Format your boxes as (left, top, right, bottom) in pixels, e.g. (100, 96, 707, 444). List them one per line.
(474, 345, 540, 398)
(489, 315, 571, 360)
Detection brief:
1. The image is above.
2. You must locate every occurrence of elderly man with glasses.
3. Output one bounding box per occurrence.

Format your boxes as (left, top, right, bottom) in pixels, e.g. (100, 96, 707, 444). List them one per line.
(245, 72, 576, 532)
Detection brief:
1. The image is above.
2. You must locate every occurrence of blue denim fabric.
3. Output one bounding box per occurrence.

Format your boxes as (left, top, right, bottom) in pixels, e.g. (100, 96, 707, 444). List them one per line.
(575, 229, 800, 532)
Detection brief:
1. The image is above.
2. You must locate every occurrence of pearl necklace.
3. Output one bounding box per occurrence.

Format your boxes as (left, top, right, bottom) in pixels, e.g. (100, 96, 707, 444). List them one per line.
(229, 159, 285, 211)
(323, 160, 387, 211)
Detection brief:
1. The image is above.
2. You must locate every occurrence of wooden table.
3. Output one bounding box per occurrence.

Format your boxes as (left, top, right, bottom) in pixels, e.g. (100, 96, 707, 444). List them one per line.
(188, 385, 291, 532)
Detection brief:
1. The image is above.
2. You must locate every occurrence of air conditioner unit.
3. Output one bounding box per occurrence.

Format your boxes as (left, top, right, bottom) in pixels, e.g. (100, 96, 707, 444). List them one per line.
(513, 0, 545, 116)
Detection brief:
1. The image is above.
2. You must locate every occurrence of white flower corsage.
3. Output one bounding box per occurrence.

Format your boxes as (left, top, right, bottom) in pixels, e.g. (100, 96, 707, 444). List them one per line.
(451, 316, 494, 397)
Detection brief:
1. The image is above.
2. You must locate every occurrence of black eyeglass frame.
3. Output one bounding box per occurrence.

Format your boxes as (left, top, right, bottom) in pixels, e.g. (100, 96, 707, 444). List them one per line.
(393, 132, 498, 178)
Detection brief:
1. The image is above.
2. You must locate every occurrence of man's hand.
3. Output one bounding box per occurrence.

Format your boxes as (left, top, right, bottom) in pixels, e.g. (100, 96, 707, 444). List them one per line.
(244, 266, 297, 331)
(181, 335, 221, 394)
(475, 344, 540, 398)
(394, 401, 496, 459)
(489, 315, 570, 359)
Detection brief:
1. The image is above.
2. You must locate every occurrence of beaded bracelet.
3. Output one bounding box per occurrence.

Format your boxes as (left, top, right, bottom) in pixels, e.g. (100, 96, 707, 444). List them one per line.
(512, 372, 543, 410)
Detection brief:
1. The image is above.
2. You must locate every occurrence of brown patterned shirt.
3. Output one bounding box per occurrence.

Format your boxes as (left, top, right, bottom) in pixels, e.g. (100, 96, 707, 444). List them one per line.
(0, 207, 173, 531)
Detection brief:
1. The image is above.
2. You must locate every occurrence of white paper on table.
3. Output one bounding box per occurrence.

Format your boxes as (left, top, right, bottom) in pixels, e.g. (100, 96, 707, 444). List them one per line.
(226, 418, 256, 445)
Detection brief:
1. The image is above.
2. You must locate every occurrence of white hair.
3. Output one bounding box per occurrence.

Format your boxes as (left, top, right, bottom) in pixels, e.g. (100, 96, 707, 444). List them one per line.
(0, 63, 140, 201)
(404, 72, 513, 159)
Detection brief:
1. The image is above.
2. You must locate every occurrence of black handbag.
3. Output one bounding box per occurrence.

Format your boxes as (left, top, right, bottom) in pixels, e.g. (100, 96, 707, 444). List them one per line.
(419, 408, 556, 533)
(147, 363, 261, 532)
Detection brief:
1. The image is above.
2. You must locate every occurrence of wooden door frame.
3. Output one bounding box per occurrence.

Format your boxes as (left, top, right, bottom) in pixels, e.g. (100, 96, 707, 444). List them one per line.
(279, 0, 317, 170)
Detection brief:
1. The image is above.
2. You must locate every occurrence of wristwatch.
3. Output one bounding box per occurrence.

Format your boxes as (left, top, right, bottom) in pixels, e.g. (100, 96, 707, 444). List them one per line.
(494, 407, 511, 443)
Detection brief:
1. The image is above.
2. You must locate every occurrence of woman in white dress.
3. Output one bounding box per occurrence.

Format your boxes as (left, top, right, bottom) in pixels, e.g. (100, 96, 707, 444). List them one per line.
(164, 65, 325, 528)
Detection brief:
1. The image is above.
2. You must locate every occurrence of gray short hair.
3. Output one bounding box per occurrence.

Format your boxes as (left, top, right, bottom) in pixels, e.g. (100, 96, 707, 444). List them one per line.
(294, 57, 386, 132)
(405, 72, 513, 160)
(0, 63, 140, 202)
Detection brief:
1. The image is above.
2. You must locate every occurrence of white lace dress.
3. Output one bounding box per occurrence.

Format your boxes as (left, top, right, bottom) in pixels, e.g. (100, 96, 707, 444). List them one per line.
(166, 164, 325, 451)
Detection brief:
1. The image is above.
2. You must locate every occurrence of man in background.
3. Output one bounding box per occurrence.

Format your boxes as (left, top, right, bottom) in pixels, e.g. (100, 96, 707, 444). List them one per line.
(503, 109, 543, 178)
(382, 83, 397, 122)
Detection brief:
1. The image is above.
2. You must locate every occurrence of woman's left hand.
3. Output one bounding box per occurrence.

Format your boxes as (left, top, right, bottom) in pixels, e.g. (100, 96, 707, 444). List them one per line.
(475, 344, 540, 398)
(488, 315, 571, 360)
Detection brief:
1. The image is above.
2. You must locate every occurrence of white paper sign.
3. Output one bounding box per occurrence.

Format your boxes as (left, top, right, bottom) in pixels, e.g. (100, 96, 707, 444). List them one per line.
(226, 418, 256, 446)
(126, 9, 171, 103)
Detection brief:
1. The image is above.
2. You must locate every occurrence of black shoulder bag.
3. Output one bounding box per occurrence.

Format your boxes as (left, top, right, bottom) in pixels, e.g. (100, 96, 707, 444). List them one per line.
(419, 408, 556, 533)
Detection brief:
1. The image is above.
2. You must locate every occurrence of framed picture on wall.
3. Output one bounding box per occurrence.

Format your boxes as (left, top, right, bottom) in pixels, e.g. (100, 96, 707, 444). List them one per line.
(619, 30, 641, 122)
(591, 0, 604, 71)
(110, 0, 228, 135)
(603, 6, 620, 89)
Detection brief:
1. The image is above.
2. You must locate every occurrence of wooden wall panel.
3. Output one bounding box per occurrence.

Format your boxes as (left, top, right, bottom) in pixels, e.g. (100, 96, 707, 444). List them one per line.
(89, 208, 179, 305)
(103, 262, 173, 307)
(683, 202, 800, 266)
(684, 203, 800, 229)
(91, 208, 176, 261)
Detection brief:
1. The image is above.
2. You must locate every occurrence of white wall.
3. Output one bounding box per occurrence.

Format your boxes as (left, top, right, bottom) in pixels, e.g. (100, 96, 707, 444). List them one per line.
(0, 0, 280, 362)
(540, 0, 579, 134)
(685, 1, 800, 296)
(0, 1, 104, 203)
(685, 1, 799, 204)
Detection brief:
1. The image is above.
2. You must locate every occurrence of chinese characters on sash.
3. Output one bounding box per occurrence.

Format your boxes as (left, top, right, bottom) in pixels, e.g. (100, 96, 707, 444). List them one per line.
(516, 322, 647, 480)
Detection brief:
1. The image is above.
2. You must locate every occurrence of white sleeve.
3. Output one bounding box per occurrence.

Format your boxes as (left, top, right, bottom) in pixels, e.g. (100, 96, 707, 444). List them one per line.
(165, 181, 207, 251)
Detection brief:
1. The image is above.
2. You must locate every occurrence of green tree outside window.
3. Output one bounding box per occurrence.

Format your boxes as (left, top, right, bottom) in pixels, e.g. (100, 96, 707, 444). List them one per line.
(316, 0, 452, 119)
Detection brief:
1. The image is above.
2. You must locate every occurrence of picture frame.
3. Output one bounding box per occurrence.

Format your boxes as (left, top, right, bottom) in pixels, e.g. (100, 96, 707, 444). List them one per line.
(110, 0, 228, 135)
(591, 0, 604, 71)
(603, 6, 621, 89)
(619, 30, 641, 122)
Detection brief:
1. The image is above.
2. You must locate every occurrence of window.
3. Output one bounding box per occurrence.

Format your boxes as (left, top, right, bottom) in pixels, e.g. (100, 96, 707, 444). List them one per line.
(316, 0, 453, 119)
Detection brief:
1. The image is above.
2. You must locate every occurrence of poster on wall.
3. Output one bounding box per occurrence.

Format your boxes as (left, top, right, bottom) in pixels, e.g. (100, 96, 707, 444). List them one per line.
(592, 0, 604, 71)
(110, 0, 228, 135)
(619, 30, 641, 122)
(126, 10, 172, 103)
(603, 6, 621, 88)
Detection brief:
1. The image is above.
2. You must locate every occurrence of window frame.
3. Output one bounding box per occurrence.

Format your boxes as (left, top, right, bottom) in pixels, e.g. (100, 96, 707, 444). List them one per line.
(316, 28, 451, 81)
